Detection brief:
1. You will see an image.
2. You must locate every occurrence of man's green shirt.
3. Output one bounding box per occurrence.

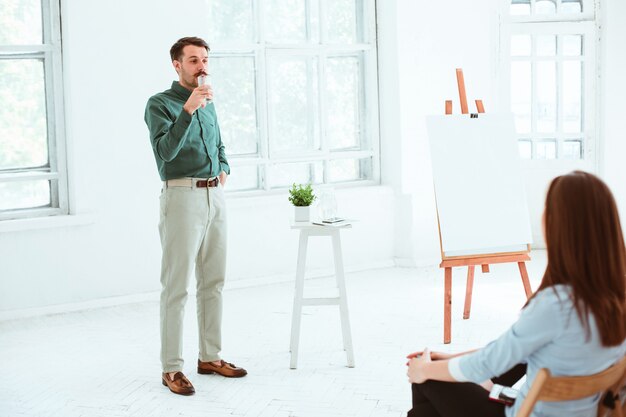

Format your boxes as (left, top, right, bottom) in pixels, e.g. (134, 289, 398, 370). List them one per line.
(144, 81, 230, 181)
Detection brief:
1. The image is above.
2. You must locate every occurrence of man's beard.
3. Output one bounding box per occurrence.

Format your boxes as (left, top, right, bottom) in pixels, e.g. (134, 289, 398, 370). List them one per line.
(180, 71, 198, 87)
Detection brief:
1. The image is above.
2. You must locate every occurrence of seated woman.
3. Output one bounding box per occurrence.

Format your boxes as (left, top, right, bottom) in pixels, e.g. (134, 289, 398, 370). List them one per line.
(406, 171, 626, 417)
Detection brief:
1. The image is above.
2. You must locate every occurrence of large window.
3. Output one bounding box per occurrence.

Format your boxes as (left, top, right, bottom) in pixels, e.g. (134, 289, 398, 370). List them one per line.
(0, 0, 67, 220)
(207, 0, 379, 192)
(505, 0, 596, 161)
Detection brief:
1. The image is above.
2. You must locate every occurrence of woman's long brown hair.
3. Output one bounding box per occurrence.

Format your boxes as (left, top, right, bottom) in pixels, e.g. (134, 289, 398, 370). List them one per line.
(530, 171, 626, 347)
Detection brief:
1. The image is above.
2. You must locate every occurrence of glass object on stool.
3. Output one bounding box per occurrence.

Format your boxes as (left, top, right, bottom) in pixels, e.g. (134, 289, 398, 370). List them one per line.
(318, 187, 338, 221)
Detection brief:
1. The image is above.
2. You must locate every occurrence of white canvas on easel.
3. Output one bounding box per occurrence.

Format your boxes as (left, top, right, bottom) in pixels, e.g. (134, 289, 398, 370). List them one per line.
(426, 113, 533, 258)
(425, 105, 533, 344)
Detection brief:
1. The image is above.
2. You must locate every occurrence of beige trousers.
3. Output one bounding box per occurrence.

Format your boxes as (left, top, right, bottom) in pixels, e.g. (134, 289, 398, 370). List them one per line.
(158, 182, 227, 372)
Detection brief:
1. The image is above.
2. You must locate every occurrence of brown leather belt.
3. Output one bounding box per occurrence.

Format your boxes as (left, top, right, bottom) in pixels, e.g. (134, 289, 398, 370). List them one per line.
(166, 177, 219, 188)
(195, 178, 219, 188)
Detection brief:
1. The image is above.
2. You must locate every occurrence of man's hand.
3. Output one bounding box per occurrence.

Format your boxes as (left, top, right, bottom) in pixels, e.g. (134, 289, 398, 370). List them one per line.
(407, 348, 432, 384)
(219, 171, 228, 186)
(183, 85, 212, 115)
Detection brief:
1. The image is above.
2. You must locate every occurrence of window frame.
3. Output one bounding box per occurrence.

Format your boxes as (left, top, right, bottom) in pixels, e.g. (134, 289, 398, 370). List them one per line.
(509, 0, 595, 22)
(0, 0, 68, 221)
(500, 0, 599, 165)
(209, 0, 380, 195)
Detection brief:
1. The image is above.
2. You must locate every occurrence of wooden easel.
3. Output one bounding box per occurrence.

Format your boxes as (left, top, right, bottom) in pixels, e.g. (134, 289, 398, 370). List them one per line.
(439, 68, 533, 344)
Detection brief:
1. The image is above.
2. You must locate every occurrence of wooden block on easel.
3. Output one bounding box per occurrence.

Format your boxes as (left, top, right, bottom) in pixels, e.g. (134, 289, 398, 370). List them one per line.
(456, 68, 469, 114)
(475, 99, 485, 113)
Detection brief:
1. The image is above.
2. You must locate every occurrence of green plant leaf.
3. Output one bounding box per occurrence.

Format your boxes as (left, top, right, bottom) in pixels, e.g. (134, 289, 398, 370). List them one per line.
(288, 183, 317, 206)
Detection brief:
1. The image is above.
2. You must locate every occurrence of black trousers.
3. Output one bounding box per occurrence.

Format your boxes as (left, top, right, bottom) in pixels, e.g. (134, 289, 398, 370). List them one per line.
(407, 364, 527, 417)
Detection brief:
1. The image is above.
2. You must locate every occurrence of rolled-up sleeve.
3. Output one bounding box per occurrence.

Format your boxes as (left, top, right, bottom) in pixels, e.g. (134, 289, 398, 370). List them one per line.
(456, 289, 563, 383)
(448, 356, 469, 381)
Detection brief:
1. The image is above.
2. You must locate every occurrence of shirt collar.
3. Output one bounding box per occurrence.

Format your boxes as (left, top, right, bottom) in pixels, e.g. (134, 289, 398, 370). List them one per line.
(171, 81, 192, 100)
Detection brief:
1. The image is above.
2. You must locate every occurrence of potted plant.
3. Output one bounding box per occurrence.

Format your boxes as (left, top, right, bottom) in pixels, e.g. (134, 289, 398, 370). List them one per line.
(288, 183, 317, 222)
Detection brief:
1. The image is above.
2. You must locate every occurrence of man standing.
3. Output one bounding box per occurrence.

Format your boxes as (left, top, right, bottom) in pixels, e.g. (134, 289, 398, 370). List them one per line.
(145, 36, 247, 396)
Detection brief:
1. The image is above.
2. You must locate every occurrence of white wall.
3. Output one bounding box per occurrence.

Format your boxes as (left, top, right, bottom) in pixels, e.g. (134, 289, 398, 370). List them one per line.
(380, 0, 626, 261)
(0, 0, 394, 314)
(601, 0, 626, 220)
(2, 0, 625, 315)
(378, 0, 503, 266)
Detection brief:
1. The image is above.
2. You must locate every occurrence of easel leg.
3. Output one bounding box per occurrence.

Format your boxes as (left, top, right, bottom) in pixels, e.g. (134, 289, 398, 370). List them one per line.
(444, 267, 452, 344)
(518, 262, 532, 298)
(290, 231, 308, 369)
(463, 265, 475, 320)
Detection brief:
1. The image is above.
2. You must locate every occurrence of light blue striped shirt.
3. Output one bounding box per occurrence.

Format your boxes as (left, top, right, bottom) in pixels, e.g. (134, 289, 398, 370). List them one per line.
(448, 284, 626, 417)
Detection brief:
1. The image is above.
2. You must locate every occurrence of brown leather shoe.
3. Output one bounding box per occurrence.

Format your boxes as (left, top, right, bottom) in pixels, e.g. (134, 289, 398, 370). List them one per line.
(197, 359, 247, 378)
(161, 372, 195, 395)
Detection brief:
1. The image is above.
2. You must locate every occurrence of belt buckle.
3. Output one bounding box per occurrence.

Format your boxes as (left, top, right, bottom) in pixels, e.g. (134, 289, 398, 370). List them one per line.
(194, 178, 213, 188)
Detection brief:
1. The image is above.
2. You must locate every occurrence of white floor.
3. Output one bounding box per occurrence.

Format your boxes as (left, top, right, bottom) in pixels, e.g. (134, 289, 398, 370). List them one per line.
(0, 251, 547, 417)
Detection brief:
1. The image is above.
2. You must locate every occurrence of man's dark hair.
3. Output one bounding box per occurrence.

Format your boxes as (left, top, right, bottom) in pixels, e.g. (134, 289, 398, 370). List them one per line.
(169, 37, 210, 62)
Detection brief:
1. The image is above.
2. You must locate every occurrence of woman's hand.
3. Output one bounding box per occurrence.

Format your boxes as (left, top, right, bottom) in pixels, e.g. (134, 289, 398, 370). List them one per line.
(407, 348, 432, 384)
(406, 350, 453, 362)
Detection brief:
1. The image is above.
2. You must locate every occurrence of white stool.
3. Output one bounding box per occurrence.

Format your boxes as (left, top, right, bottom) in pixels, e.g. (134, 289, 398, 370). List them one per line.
(289, 222, 355, 369)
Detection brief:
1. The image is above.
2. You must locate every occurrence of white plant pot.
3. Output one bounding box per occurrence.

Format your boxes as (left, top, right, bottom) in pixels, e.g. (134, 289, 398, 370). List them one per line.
(294, 206, 310, 222)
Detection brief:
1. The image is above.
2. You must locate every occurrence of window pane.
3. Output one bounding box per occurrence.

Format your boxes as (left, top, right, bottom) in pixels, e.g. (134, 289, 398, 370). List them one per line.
(0, 179, 50, 211)
(511, 62, 531, 134)
(562, 140, 582, 159)
(563, 60, 582, 133)
(536, 35, 556, 56)
(561, 0, 582, 13)
(326, 56, 360, 150)
(0, 0, 42, 45)
(536, 140, 557, 159)
(265, 0, 307, 43)
(328, 157, 371, 183)
(228, 165, 259, 191)
(0, 59, 48, 170)
(535, 0, 556, 14)
(208, 0, 253, 42)
(269, 161, 323, 188)
(310, 0, 320, 43)
(510, 0, 531, 15)
(511, 35, 531, 56)
(562, 35, 583, 56)
(518, 140, 532, 159)
(536, 61, 556, 133)
(327, 0, 358, 43)
(268, 56, 320, 154)
(211, 56, 258, 155)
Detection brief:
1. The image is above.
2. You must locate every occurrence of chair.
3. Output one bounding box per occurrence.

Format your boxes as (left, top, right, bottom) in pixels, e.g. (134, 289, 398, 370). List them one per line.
(515, 356, 626, 417)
